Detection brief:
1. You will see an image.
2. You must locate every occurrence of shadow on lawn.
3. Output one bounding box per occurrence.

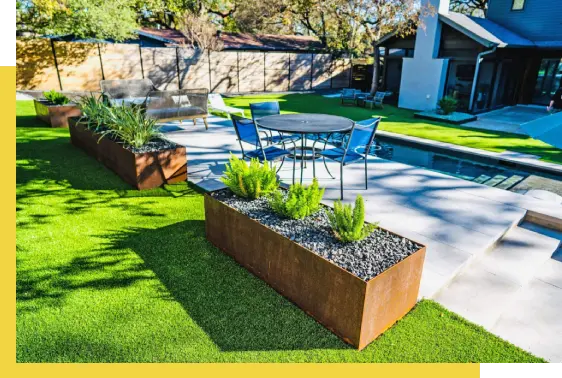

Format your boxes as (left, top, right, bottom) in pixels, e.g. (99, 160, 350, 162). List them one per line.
(17, 128, 198, 195)
(105, 220, 349, 352)
(16, 130, 200, 230)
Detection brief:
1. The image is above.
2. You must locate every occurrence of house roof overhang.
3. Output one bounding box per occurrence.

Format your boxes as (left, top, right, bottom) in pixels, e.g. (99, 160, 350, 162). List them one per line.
(438, 12, 535, 48)
(376, 11, 539, 50)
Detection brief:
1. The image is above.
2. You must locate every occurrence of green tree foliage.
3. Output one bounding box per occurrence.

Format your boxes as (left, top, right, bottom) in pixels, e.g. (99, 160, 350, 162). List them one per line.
(17, 0, 139, 41)
(450, 0, 488, 17)
(221, 154, 279, 199)
(328, 195, 377, 243)
(270, 178, 325, 219)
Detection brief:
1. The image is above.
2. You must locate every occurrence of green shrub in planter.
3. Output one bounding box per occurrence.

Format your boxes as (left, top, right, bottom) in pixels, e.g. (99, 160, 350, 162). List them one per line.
(78, 94, 111, 130)
(100, 104, 161, 148)
(221, 154, 279, 199)
(328, 195, 378, 243)
(438, 96, 458, 115)
(270, 178, 325, 219)
(43, 90, 71, 105)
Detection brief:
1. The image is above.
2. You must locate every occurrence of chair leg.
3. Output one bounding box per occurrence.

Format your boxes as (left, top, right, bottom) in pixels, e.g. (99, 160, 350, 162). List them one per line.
(202, 117, 209, 130)
(303, 137, 307, 169)
(365, 158, 368, 189)
(312, 141, 317, 178)
(292, 153, 296, 185)
(276, 157, 285, 173)
(300, 137, 305, 184)
(340, 163, 344, 200)
(322, 140, 335, 179)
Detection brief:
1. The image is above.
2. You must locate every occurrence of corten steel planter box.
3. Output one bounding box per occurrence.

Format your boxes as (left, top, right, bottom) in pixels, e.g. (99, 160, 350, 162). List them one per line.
(204, 193, 426, 350)
(68, 117, 187, 190)
(34, 99, 81, 128)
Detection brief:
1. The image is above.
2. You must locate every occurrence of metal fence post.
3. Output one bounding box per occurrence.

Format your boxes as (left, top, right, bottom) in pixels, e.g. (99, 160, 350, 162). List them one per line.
(138, 44, 145, 79)
(97, 43, 105, 81)
(176, 47, 182, 89)
(50, 38, 63, 91)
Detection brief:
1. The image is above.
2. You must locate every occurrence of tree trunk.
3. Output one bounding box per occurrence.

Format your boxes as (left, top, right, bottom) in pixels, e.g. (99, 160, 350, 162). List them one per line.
(370, 43, 380, 96)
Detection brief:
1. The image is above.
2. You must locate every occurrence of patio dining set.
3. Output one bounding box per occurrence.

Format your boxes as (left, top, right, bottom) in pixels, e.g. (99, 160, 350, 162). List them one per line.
(96, 79, 381, 199)
(227, 100, 381, 199)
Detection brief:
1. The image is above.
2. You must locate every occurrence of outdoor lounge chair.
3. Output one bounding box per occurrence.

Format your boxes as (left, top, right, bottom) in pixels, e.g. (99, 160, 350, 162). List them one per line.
(316, 117, 381, 199)
(231, 115, 296, 183)
(100, 79, 210, 129)
(340, 88, 358, 106)
(208, 93, 246, 118)
(365, 91, 386, 109)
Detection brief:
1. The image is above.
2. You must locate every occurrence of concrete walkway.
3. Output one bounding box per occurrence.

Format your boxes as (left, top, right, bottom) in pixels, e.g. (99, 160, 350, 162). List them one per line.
(162, 115, 562, 361)
(464, 105, 551, 135)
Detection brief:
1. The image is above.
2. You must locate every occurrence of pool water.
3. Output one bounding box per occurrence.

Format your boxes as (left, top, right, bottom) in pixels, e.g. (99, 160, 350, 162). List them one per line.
(373, 141, 529, 190)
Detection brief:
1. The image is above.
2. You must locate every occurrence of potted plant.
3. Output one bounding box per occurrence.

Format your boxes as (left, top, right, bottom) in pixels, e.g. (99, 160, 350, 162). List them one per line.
(68, 95, 187, 190)
(34, 90, 81, 128)
(437, 96, 458, 115)
(204, 155, 426, 350)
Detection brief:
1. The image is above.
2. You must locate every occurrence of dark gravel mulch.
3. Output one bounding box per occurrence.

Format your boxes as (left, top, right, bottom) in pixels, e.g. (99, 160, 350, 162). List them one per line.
(212, 189, 423, 281)
(126, 138, 179, 153)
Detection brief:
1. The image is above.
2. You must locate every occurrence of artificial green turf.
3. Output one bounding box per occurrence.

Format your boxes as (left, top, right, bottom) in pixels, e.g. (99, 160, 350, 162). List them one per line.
(16, 100, 544, 362)
(223, 93, 562, 165)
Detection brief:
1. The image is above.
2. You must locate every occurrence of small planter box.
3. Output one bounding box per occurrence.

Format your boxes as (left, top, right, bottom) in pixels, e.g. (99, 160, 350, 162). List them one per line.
(68, 117, 187, 190)
(34, 99, 81, 128)
(204, 193, 426, 350)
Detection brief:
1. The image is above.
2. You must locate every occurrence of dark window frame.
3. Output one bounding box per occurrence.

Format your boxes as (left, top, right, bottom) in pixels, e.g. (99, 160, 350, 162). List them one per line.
(511, 0, 526, 11)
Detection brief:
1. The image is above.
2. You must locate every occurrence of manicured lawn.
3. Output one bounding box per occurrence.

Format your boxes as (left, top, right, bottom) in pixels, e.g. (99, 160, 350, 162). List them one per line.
(16, 100, 543, 362)
(224, 93, 562, 165)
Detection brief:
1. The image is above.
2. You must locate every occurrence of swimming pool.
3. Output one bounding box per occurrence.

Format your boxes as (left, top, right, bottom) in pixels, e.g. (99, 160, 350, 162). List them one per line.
(372, 136, 562, 195)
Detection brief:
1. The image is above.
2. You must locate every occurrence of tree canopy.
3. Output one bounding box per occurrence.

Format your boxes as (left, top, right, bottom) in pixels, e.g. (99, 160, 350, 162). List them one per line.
(17, 0, 431, 58)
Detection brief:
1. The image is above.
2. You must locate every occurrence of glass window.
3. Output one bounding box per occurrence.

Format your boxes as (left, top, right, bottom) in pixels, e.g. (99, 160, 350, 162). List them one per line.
(512, 0, 525, 11)
(533, 58, 562, 105)
(388, 49, 406, 57)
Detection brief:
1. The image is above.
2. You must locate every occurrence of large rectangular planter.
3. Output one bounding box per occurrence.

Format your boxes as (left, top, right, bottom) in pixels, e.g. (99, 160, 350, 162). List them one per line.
(34, 99, 81, 128)
(204, 194, 426, 350)
(68, 117, 187, 190)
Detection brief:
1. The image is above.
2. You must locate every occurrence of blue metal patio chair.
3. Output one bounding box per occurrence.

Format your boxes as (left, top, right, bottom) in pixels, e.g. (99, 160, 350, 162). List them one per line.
(249, 101, 301, 146)
(340, 88, 358, 106)
(316, 117, 381, 199)
(231, 115, 296, 183)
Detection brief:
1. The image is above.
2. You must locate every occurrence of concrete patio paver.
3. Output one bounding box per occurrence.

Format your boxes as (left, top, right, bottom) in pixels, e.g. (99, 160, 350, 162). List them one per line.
(162, 114, 562, 361)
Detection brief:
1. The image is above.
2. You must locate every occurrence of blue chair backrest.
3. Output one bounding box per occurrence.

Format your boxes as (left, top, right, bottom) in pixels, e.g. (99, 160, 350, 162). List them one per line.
(346, 118, 381, 155)
(250, 101, 280, 120)
(231, 115, 262, 149)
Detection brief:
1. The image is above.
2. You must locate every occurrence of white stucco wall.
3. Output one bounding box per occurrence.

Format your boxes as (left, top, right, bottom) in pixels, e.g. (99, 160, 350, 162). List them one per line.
(398, 0, 450, 111)
(399, 58, 449, 110)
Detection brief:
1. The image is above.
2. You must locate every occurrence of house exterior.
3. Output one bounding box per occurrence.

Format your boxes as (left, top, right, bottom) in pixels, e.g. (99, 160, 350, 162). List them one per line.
(378, 0, 562, 113)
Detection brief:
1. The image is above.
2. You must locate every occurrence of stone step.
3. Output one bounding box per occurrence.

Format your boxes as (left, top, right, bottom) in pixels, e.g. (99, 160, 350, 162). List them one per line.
(473, 174, 491, 184)
(483, 174, 508, 187)
(495, 175, 525, 190)
(434, 222, 562, 356)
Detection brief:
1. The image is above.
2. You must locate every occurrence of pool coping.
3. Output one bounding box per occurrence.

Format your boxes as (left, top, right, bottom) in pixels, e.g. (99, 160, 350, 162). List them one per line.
(377, 130, 562, 231)
(376, 130, 562, 178)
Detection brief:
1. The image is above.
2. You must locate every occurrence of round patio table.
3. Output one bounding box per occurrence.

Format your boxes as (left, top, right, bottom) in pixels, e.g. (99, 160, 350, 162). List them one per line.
(256, 113, 354, 183)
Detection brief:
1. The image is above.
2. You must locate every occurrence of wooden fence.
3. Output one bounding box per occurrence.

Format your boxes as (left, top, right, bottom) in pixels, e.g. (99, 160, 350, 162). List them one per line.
(16, 39, 352, 93)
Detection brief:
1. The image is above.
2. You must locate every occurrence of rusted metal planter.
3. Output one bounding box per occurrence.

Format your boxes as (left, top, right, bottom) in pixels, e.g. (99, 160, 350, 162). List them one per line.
(204, 193, 426, 350)
(34, 99, 81, 128)
(68, 117, 187, 190)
